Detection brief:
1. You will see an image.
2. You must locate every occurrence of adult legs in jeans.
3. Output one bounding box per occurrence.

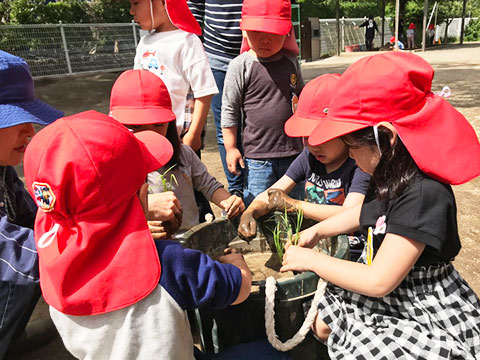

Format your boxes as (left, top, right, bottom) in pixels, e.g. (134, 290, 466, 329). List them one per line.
(243, 156, 304, 208)
(211, 69, 244, 195)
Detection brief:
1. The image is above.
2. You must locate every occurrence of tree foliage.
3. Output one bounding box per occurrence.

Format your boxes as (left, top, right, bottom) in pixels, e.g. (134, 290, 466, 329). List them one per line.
(1, 0, 131, 24)
(465, 18, 480, 41)
(297, 0, 479, 23)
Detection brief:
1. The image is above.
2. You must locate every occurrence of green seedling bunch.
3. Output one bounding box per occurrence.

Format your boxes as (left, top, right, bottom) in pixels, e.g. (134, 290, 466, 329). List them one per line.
(270, 207, 304, 261)
(159, 164, 178, 192)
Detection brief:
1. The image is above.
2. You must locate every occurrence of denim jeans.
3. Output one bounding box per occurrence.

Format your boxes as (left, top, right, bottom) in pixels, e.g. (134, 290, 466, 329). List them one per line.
(244, 157, 304, 208)
(0, 282, 40, 358)
(211, 68, 244, 194)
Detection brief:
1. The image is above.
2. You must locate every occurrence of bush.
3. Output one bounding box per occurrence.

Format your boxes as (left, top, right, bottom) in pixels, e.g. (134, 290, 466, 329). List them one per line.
(465, 18, 480, 41)
(9, 0, 91, 24)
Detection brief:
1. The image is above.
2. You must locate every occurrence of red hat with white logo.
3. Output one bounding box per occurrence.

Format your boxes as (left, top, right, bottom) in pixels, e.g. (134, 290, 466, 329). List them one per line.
(24, 111, 173, 315)
(308, 52, 480, 185)
(165, 0, 202, 35)
(110, 69, 176, 125)
(285, 73, 340, 137)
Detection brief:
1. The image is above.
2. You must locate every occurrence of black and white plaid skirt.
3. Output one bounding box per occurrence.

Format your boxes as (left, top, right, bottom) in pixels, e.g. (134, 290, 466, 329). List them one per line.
(317, 262, 480, 359)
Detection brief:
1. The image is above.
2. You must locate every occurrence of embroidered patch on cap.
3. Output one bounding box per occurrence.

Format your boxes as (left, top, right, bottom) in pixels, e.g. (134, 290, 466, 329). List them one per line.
(33, 182, 56, 212)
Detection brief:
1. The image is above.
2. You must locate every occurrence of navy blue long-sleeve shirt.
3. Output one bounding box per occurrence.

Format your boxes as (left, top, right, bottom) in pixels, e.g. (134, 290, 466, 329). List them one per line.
(0, 166, 39, 284)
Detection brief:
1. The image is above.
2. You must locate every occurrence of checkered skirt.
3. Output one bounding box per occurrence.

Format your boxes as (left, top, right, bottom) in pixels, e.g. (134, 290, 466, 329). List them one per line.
(317, 263, 480, 359)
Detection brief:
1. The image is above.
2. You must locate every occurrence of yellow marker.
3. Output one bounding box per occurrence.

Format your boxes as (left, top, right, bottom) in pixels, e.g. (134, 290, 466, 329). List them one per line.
(367, 226, 373, 266)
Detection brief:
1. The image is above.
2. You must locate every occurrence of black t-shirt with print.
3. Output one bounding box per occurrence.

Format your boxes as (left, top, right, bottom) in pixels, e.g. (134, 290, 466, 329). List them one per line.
(359, 176, 461, 266)
(286, 148, 370, 203)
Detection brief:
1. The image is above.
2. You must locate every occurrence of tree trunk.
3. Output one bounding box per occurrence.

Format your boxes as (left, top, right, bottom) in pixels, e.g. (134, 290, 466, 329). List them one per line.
(444, 17, 449, 43)
(460, 0, 468, 44)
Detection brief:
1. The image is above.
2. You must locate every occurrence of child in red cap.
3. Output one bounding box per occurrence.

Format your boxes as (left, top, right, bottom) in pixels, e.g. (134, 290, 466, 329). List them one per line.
(238, 74, 370, 261)
(222, 0, 304, 208)
(131, 0, 218, 224)
(281, 52, 480, 358)
(23, 111, 251, 359)
(110, 69, 244, 238)
(131, 0, 216, 151)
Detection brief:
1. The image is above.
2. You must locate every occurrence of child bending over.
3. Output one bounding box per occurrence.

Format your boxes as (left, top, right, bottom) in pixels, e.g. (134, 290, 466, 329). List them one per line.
(238, 74, 370, 260)
(281, 52, 480, 359)
(110, 69, 244, 238)
(23, 111, 251, 359)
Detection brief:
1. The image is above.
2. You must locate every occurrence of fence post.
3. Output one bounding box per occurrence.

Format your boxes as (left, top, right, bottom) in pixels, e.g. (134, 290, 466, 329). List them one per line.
(341, 16, 345, 50)
(132, 20, 138, 47)
(59, 21, 72, 74)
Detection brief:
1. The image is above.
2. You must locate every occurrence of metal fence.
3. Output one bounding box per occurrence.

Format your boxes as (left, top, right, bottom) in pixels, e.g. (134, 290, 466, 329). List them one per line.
(0, 19, 393, 78)
(0, 22, 140, 78)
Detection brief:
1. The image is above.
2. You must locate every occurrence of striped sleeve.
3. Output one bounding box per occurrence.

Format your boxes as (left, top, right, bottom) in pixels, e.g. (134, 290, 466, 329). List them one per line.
(188, 0, 243, 61)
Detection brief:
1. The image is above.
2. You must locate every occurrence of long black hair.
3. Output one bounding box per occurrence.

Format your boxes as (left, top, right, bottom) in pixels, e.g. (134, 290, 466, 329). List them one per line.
(164, 120, 182, 169)
(343, 126, 423, 201)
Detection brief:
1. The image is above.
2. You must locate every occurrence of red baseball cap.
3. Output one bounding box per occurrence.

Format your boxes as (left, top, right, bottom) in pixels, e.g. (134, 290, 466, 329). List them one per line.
(308, 52, 480, 185)
(165, 0, 202, 35)
(240, 0, 292, 35)
(110, 69, 176, 125)
(285, 73, 340, 138)
(408, 23, 416, 30)
(24, 111, 173, 315)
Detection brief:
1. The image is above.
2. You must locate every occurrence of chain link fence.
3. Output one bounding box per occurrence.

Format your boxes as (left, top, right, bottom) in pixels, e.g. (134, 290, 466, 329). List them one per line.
(316, 18, 394, 57)
(0, 19, 395, 78)
(0, 22, 140, 78)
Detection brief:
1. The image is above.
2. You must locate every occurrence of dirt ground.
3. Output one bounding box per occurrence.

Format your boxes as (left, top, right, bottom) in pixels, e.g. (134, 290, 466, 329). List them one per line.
(9, 43, 480, 359)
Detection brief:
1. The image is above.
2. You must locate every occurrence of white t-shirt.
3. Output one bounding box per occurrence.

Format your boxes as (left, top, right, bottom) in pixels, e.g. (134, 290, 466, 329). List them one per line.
(134, 29, 218, 135)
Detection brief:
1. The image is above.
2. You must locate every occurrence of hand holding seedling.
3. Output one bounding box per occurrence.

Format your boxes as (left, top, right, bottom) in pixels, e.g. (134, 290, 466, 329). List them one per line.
(148, 191, 182, 222)
(220, 194, 245, 218)
(295, 225, 320, 249)
(280, 245, 317, 273)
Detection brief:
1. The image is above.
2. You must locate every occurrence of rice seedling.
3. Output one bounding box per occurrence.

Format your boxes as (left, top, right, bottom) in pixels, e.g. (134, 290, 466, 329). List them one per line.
(270, 207, 304, 261)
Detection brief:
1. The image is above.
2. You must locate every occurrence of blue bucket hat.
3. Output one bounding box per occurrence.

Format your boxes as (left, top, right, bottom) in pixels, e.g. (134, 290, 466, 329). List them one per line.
(0, 50, 63, 129)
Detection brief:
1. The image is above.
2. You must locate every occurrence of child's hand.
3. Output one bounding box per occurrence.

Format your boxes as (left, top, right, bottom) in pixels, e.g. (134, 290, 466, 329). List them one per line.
(238, 210, 257, 241)
(148, 191, 182, 222)
(182, 129, 202, 152)
(220, 195, 245, 218)
(226, 148, 244, 176)
(148, 220, 168, 240)
(219, 248, 249, 271)
(267, 189, 298, 213)
(295, 226, 320, 249)
(280, 245, 315, 273)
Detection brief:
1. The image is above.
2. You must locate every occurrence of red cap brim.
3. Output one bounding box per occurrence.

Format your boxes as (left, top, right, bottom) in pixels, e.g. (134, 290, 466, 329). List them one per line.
(308, 118, 370, 146)
(134, 130, 173, 172)
(110, 108, 176, 125)
(240, 17, 292, 35)
(285, 113, 322, 138)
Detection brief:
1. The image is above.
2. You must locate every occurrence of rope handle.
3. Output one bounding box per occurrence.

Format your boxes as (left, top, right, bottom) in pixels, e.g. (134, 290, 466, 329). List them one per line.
(264, 276, 327, 352)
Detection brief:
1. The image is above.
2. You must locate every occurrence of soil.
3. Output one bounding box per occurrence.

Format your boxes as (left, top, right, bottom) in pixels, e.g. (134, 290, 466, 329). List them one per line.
(9, 43, 480, 360)
(244, 252, 294, 282)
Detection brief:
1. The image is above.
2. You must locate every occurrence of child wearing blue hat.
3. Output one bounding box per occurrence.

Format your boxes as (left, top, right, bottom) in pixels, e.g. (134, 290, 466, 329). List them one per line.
(0, 50, 63, 357)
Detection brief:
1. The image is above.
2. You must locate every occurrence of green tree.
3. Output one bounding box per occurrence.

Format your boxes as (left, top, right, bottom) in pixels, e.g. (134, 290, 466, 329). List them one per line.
(89, 0, 131, 23)
(9, 0, 91, 24)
